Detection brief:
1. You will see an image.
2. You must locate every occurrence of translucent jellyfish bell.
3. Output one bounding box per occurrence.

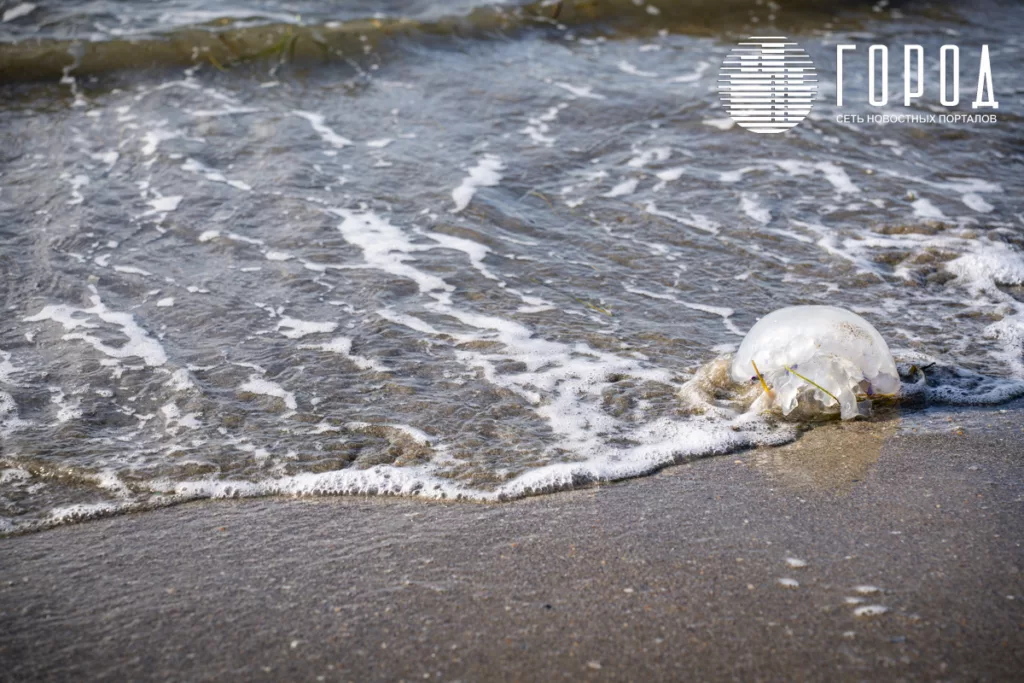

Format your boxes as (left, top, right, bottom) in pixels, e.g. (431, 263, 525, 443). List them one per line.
(731, 306, 900, 419)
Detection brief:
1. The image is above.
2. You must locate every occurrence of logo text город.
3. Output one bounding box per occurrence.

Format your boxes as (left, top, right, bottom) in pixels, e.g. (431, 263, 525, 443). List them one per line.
(836, 44, 998, 109)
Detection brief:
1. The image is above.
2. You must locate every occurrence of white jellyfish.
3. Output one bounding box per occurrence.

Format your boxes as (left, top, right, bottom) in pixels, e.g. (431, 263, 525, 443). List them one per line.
(731, 305, 900, 419)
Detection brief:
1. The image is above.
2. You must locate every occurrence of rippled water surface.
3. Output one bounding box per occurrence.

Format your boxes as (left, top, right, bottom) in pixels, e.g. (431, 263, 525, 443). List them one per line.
(1, 0, 1023, 533)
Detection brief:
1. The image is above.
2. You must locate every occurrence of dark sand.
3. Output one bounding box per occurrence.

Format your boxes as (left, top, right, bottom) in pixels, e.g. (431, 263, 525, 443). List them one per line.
(2, 403, 1023, 682)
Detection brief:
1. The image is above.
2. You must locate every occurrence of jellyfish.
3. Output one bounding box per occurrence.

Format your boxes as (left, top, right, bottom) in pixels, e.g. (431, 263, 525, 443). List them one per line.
(731, 305, 900, 419)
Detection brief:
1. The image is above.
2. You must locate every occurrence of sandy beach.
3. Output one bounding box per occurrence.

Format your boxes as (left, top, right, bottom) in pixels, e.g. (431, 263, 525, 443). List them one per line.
(3, 401, 1022, 682)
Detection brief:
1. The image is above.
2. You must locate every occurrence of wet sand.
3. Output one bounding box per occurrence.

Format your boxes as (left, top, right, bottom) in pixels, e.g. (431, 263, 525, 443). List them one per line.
(2, 402, 1022, 682)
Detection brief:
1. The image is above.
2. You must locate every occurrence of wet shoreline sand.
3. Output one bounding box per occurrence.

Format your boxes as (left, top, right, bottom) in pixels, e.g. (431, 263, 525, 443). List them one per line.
(2, 401, 1022, 682)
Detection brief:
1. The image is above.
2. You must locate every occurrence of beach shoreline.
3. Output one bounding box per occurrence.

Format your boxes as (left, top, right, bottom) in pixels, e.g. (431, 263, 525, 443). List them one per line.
(2, 2, 1023, 680)
(2, 401, 1022, 681)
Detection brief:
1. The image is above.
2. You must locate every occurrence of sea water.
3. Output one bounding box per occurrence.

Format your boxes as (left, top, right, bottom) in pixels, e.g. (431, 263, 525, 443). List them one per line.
(0, 0, 1022, 534)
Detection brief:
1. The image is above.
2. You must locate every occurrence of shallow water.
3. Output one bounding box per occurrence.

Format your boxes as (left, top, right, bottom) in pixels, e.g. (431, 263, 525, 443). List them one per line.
(1, 0, 1023, 534)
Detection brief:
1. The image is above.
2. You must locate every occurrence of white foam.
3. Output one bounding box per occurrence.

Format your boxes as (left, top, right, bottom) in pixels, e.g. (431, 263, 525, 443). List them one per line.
(719, 166, 762, 183)
(145, 195, 182, 214)
(292, 111, 353, 148)
(163, 401, 789, 503)
(90, 150, 119, 167)
(778, 578, 800, 588)
(626, 285, 741, 336)
(141, 126, 183, 156)
(226, 232, 264, 246)
(78, 206, 797, 511)
(299, 336, 388, 372)
(276, 317, 338, 339)
(451, 155, 504, 213)
(784, 557, 808, 568)
(181, 158, 251, 191)
(946, 242, 1024, 292)
(163, 368, 195, 392)
(113, 265, 152, 276)
(741, 193, 771, 224)
(623, 286, 674, 302)
(333, 210, 791, 497)
(0, 349, 16, 384)
(347, 421, 432, 445)
(881, 171, 1002, 197)
(0, 349, 27, 436)
(962, 193, 994, 213)
(0, 468, 30, 484)
(155, 462, 454, 501)
(376, 308, 441, 335)
(239, 375, 297, 414)
(815, 162, 860, 194)
(65, 173, 89, 205)
(911, 198, 945, 220)
(686, 306, 741, 336)
(0, 389, 23, 436)
(24, 289, 168, 367)
(645, 202, 720, 234)
(2, 3, 36, 22)
(945, 241, 1024, 381)
(521, 104, 567, 147)
(45, 502, 121, 527)
(552, 82, 606, 100)
(160, 402, 201, 433)
(603, 178, 639, 198)
(333, 209, 452, 297)
(156, 297, 174, 307)
(425, 229, 497, 281)
(189, 106, 263, 118)
(618, 60, 658, 77)
(789, 219, 884, 275)
(776, 160, 860, 194)
(702, 118, 735, 131)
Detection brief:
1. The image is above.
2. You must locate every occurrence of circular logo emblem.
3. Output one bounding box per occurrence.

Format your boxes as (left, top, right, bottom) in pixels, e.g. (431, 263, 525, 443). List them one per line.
(718, 36, 817, 134)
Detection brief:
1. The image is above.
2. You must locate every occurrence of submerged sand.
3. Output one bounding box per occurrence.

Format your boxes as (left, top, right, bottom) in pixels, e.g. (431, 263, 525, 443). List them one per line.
(1, 402, 1022, 681)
